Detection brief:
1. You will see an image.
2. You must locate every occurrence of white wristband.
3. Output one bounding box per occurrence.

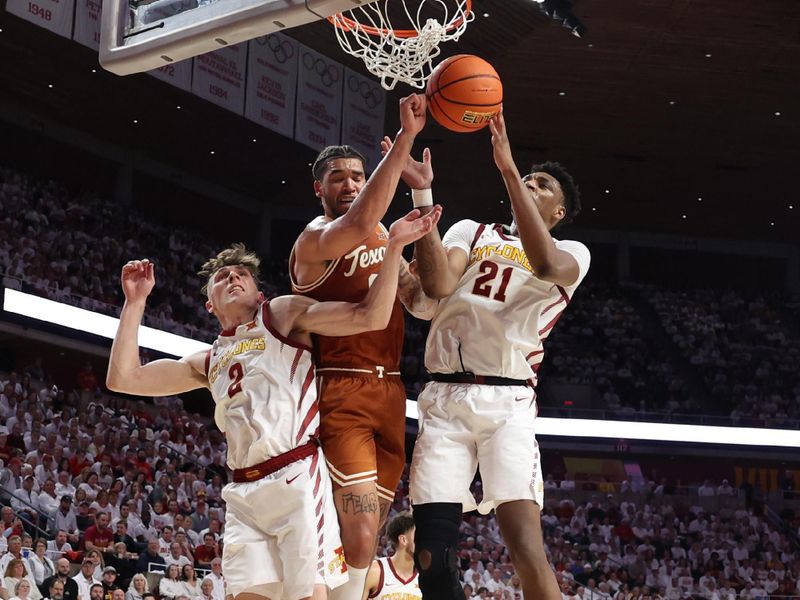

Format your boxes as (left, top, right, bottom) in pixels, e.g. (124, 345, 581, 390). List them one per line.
(411, 188, 433, 208)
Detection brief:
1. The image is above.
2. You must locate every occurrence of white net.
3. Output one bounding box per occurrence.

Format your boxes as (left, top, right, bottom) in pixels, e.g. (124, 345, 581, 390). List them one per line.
(329, 0, 474, 90)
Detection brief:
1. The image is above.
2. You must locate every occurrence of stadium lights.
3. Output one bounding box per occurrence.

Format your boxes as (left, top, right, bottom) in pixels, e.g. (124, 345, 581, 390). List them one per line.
(4, 288, 800, 448)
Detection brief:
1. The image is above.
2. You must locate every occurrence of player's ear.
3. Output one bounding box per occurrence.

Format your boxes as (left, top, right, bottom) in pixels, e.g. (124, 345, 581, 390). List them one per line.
(553, 204, 566, 222)
(205, 299, 214, 314)
(257, 291, 265, 303)
(313, 180, 323, 198)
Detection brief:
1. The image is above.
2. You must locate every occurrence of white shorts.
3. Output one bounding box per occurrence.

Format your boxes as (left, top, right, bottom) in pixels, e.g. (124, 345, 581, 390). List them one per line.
(221, 446, 348, 600)
(409, 381, 544, 514)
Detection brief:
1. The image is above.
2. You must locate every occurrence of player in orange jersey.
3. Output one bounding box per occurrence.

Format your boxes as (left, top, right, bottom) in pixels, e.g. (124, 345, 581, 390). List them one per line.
(290, 93, 438, 600)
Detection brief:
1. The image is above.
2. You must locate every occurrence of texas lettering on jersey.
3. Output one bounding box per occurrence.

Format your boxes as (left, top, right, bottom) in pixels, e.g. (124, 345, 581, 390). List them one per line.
(342, 244, 387, 277)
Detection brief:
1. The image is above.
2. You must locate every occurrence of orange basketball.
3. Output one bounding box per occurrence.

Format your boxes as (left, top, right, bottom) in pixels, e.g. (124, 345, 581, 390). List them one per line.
(426, 54, 503, 133)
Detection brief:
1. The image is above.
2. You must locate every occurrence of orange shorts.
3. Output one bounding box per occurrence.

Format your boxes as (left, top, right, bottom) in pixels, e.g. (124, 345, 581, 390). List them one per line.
(316, 372, 406, 503)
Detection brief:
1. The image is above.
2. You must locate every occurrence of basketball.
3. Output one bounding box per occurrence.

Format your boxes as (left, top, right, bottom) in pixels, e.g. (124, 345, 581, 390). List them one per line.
(426, 54, 503, 133)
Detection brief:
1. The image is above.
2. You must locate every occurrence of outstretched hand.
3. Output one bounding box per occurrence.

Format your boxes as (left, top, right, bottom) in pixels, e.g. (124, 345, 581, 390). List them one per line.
(121, 259, 155, 304)
(488, 109, 516, 173)
(381, 136, 433, 190)
(388, 205, 443, 247)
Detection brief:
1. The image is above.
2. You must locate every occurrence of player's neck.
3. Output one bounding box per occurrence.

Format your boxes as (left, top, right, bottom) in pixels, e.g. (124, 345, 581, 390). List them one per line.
(217, 304, 259, 333)
(390, 551, 415, 577)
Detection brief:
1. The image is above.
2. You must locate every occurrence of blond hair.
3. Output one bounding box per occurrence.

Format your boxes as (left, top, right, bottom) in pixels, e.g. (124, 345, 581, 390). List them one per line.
(198, 243, 261, 296)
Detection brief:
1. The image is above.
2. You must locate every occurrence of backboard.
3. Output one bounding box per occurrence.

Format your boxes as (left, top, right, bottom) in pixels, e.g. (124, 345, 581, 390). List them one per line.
(99, 0, 379, 75)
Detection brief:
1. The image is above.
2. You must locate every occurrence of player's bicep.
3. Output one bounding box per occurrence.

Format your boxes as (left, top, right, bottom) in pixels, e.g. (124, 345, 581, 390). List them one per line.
(288, 295, 377, 337)
(110, 352, 208, 396)
(440, 246, 469, 296)
(296, 218, 371, 263)
(538, 243, 590, 287)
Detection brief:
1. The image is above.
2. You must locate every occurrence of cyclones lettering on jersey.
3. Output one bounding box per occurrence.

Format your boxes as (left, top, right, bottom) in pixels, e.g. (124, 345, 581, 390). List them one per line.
(471, 243, 532, 272)
(208, 336, 266, 384)
(376, 594, 419, 600)
(342, 244, 386, 277)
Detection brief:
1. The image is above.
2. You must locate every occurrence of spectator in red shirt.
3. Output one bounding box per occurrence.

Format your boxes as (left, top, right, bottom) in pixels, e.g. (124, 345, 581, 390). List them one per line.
(85, 512, 115, 554)
(193, 533, 220, 569)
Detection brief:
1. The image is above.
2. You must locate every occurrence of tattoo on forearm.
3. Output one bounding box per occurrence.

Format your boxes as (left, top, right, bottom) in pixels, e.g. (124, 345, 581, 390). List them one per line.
(341, 492, 380, 514)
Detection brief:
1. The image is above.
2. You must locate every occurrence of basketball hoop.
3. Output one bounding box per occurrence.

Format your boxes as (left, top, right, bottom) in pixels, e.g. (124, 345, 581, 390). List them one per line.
(328, 0, 474, 90)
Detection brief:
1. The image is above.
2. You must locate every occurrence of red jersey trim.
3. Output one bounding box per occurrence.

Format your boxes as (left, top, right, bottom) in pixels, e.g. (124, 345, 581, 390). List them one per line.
(369, 560, 385, 598)
(387, 557, 417, 585)
(261, 301, 313, 353)
(204, 350, 211, 377)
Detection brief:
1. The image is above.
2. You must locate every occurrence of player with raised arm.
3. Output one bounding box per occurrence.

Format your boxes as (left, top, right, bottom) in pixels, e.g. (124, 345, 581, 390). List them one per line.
(393, 111, 591, 600)
(105, 208, 440, 600)
(289, 93, 437, 600)
(361, 512, 420, 600)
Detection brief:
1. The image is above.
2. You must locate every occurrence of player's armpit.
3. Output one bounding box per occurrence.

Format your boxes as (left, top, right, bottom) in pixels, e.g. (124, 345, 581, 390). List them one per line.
(398, 258, 438, 320)
(534, 248, 581, 287)
(361, 560, 382, 600)
(106, 350, 208, 397)
(294, 215, 374, 265)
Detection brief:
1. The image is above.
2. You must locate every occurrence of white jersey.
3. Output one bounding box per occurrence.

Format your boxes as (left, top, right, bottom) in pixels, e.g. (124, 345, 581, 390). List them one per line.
(206, 300, 319, 470)
(369, 557, 421, 600)
(425, 220, 590, 383)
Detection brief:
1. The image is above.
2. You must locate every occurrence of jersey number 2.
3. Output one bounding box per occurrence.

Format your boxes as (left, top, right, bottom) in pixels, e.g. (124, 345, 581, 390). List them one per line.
(227, 363, 244, 397)
(472, 260, 513, 302)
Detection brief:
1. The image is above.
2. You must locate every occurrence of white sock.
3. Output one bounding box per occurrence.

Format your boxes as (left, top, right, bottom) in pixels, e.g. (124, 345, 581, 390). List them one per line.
(329, 564, 369, 600)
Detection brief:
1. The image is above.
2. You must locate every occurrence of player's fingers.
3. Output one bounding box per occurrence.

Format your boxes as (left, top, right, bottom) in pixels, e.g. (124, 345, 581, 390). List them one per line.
(422, 147, 432, 164)
(146, 262, 155, 279)
(404, 208, 422, 221)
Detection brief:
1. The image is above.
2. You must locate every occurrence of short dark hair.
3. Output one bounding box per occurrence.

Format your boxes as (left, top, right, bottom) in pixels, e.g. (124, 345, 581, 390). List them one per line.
(386, 511, 415, 546)
(311, 145, 366, 180)
(529, 161, 581, 228)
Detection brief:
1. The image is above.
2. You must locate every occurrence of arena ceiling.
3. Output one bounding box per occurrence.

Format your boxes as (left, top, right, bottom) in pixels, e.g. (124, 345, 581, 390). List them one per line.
(0, 0, 798, 243)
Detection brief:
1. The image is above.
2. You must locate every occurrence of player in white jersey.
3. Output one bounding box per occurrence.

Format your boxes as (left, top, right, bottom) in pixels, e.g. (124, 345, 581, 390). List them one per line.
(390, 111, 590, 600)
(104, 208, 440, 600)
(362, 513, 420, 600)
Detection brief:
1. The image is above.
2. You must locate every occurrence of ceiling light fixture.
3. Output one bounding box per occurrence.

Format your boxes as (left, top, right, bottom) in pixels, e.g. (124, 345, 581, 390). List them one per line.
(682, 215, 687, 219)
(176, 105, 181, 110)
(537, 0, 587, 37)
(482, 12, 489, 17)
(210, 150, 215, 155)
(775, 112, 781, 116)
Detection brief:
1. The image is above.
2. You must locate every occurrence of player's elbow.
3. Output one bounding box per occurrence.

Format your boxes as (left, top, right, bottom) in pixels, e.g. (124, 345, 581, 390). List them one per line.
(421, 278, 455, 300)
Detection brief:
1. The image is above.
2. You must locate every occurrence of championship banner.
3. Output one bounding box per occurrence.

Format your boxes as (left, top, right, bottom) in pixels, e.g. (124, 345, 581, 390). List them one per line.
(244, 33, 299, 138)
(148, 60, 193, 92)
(192, 44, 247, 115)
(6, 0, 75, 38)
(294, 44, 343, 152)
(341, 68, 387, 173)
(72, 0, 101, 49)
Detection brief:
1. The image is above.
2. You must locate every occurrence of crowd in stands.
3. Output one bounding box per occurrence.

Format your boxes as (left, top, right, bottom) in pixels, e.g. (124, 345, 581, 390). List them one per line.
(2, 164, 800, 427)
(0, 360, 227, 600)
(640, 285, 800, 428)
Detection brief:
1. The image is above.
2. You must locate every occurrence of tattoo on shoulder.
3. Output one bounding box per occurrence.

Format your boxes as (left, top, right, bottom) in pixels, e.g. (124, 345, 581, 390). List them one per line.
(341, 492, 380, 514)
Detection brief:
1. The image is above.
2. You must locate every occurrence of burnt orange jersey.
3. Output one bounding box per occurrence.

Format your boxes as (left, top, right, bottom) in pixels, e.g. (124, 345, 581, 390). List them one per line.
(289, 223, 404, 370)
